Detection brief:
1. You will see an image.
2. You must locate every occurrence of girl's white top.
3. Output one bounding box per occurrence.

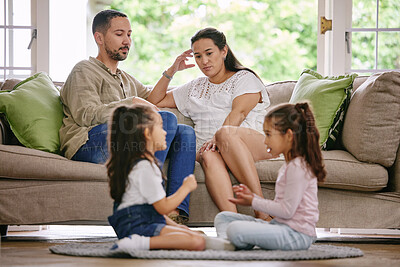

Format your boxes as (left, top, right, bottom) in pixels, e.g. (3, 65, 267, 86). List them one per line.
(252, 157, 319, 237)
(172, 70, 270, 150)
(117, 160, 166, 210)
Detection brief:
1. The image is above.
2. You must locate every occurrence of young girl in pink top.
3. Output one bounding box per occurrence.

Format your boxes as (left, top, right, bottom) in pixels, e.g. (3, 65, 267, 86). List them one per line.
(214, 102, 326, 250)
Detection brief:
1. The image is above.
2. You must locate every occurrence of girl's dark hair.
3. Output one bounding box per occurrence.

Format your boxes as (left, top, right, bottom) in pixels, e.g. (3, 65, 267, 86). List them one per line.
(191, 27, 261, 80)
(265, 102, 326, 182)
(106, 104, 157, 203)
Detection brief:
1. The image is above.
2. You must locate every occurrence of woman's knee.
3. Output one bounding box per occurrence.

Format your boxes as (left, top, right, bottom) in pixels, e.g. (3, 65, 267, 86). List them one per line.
(215, 126, 238, 151)
(215, 126, 233, 141)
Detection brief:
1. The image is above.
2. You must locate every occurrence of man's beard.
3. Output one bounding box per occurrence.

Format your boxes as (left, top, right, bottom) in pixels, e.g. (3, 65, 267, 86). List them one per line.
(105, 46, 129, 61)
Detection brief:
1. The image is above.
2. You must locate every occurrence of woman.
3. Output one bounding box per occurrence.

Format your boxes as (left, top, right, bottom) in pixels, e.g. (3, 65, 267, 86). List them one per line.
(148, 28, 272, 220)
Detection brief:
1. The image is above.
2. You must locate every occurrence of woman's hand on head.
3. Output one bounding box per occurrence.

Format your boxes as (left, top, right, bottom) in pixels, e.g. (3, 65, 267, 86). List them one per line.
(169, 49, 196, 75)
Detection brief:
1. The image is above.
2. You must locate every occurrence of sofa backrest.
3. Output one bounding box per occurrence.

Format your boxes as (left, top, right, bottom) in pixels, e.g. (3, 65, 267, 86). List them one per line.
(265, 76, 369, 107)
(265, 80, 296, 106)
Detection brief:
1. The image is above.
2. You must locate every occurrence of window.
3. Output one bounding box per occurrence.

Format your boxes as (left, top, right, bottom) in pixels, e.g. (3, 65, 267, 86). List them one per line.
(0, 0, 34, 80)
(317, 0, 400, 76)
(350, 0, 400, 73)
(1, 0, 87, 82)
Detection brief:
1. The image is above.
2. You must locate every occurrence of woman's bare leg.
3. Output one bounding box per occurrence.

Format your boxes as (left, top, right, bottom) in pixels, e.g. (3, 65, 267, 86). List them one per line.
(215, 126, 272, 219)
(150, 225, 205, 250)
(197, 149, 237, 213)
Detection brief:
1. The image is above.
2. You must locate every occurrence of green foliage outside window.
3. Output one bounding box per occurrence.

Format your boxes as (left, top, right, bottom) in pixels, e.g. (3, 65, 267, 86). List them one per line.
(352, 0, 400, 71)
(108, 0, 317, 85)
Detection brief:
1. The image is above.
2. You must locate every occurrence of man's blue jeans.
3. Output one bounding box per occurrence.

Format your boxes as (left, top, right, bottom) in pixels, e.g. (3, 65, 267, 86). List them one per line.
(72, 111, 196, 216)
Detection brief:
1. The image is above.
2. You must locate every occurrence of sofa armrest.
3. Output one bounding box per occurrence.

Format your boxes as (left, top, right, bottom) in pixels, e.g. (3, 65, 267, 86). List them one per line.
(388, 144, 400, 193)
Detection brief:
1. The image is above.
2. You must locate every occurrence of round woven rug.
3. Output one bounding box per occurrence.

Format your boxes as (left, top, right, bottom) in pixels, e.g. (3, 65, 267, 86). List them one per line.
(49, 242, 363, 261)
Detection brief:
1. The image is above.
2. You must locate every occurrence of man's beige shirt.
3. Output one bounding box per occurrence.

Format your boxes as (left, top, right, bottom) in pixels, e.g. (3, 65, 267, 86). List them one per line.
(59, 57, 151, 159)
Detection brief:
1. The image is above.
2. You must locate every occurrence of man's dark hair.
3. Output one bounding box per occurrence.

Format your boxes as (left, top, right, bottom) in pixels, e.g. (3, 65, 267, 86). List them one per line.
(92, 9, 127, 35)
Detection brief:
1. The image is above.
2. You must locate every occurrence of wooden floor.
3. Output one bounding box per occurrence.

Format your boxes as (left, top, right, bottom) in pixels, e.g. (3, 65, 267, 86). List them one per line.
(1, 226, 399, 266)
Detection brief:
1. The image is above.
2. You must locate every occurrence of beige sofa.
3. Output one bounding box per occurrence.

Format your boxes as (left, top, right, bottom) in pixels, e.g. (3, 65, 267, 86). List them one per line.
(1, 72, 400, 236)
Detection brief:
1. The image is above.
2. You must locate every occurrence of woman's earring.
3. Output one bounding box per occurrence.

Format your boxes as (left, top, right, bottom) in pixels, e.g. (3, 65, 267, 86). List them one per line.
(223, 56, 226, 61)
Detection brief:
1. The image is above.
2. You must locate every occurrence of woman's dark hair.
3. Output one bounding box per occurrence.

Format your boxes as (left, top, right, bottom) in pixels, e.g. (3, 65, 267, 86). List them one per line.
(106, 104, 157, 203)
(264, 102, 326, 182)
(191, 27, 261, 80)
(92, 9, 127, 35)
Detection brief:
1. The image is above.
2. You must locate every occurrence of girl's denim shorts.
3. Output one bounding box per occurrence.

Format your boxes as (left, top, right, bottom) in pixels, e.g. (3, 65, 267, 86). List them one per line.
(108, 204, 166, 239)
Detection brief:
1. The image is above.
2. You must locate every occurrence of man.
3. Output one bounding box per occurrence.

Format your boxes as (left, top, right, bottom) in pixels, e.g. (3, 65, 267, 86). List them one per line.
(59, 10, 195, 223)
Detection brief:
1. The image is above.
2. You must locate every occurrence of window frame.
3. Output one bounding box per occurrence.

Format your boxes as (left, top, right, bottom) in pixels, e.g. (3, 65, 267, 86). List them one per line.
(0, 0, 49, 80)
(347, 0, 400, 73)
(317, 0, 400, 76)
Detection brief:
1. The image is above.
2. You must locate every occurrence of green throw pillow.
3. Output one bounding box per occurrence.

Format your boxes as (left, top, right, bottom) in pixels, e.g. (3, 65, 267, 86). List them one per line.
(289, 69, 358, 150)
(0, 72, 64, 154)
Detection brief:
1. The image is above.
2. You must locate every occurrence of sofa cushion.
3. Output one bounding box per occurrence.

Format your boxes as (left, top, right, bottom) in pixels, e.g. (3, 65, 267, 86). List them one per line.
(352, 76, 369, 91)
(265, 80, 296, 107)
(193, 151, 387, 192)
(289, 69, 358, 150)
(254, 150, 388, 191)
(342, 71, 400, 168)
(0, 78, 21, 91)
(0, 144, 107, 182)
(0, 72, 64, 154)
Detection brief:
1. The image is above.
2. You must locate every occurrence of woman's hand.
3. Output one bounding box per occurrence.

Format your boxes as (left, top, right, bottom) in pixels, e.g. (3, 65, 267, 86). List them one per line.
(200, 136, 218, 153)
(167, 49, 196, 77)
(228, 184, 254, 206)
(196, 137, 218, 162)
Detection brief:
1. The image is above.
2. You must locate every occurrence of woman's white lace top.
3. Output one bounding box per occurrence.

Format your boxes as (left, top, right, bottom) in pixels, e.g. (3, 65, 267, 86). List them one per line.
(172, 70, 270, 149)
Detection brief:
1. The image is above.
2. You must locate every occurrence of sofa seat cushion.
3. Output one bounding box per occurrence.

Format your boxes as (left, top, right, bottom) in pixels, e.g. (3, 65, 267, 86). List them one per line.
(193, 150, 388, 192)
(0, 144, 107, 182)
(254, 150, 388, 191)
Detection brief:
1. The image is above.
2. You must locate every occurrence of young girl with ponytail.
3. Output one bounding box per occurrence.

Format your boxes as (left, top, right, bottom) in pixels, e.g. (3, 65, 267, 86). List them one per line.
(214, 102, 326, 251)
(106, 104, 234, 254)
